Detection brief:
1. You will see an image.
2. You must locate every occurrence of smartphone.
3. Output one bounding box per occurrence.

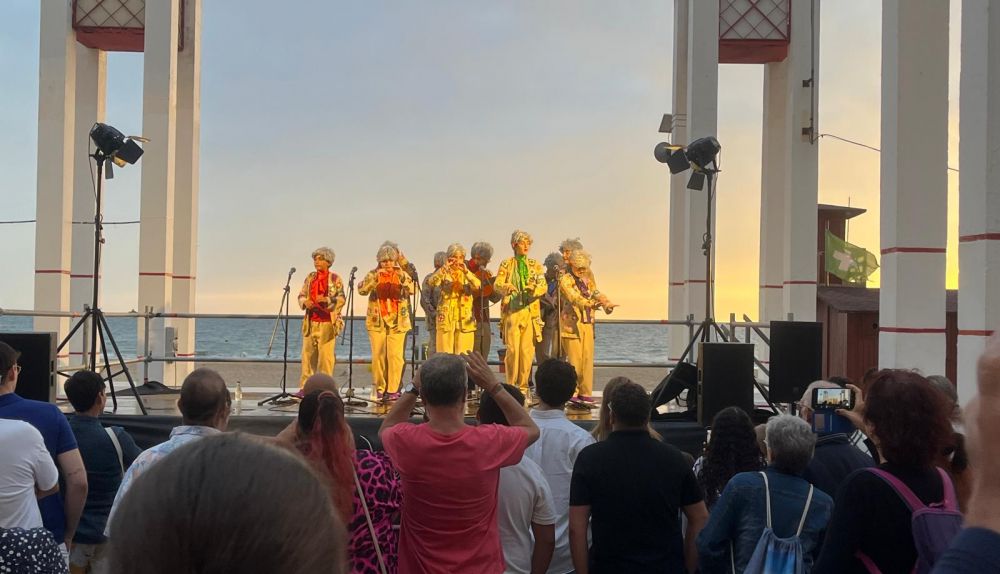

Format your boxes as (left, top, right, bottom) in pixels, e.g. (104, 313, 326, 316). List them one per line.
(811, 387, 855, 411)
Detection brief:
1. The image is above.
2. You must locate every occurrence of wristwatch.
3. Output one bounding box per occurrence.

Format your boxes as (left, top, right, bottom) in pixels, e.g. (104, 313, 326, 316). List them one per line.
(402, 382, 419, 396)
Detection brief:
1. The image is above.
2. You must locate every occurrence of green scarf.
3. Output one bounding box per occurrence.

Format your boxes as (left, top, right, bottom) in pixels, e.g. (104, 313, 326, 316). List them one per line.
(514, 255, 530, 292)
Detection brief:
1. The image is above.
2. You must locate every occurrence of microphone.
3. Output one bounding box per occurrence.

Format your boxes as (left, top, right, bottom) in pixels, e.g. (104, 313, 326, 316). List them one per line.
(350, 266, 358, 274)
(288, 267, 296, 277)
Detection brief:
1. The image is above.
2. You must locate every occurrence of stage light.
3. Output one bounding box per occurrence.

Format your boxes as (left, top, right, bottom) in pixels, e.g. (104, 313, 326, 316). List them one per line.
(653, 136, 721, 175)
(89, 123, 144, 166)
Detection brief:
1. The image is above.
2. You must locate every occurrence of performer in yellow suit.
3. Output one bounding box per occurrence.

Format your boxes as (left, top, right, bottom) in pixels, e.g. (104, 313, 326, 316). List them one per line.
(559, 250, 617, 403)
(428, 243, 481, 355)
(297, 247, 346, 389)
(495, 230, 547, 394)
(358, 242, 414, 400)
(468, 242, 502, 360)
(420, 251, 446, 356)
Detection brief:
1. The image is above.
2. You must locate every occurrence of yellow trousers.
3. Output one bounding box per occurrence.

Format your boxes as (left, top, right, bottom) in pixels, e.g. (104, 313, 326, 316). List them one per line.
(300, 320, 337, 388)
(437, 328, 475, 356)
(473, 321, 492, 360)
(562, 322, 594, 398)
(503, 311, 537, 394)
(370, 328, 407, 394)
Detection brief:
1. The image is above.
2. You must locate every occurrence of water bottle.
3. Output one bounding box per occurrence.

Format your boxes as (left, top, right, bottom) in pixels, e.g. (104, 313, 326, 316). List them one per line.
(234, 381, 243, 413)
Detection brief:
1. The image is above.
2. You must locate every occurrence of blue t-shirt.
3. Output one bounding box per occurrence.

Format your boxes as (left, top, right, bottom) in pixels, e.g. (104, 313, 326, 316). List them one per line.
(0, 393, 78, 541)
(67, 415, 142, 544)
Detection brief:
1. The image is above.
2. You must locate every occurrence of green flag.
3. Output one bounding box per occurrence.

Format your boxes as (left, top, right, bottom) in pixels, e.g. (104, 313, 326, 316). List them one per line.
(825, 230, 879, 284)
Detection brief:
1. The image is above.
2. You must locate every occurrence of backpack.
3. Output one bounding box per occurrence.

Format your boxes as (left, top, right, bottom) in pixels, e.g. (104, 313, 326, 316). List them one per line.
(855, 467, 963, 574)
(737, 471, 814, 574)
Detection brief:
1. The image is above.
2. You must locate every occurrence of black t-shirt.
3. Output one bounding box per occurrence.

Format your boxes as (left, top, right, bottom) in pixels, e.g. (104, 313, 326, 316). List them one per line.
(570, 429, 704, 574)
(813, 463, 944, 574)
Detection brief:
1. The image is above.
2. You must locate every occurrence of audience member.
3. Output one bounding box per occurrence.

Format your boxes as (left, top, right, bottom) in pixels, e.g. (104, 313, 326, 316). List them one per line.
(754, 423, 767, 457)
(697, 415, 833, 573)
(62, 370, 142, 574)
(590, 376, 661, 442)
(797, 380, 875, 497)
(693, 406, 765, 509)
(296, 389, 401, 573)
(933, 334, 1000, 572)
(814, 370, 958, 573)
(379, 352, 539, 574)
(569, 380, 707, 574)
(524, 358, 594, 574)
(106, 433, 346, 574)
(105, 367, 230, 535)
(926, 375, 972, 511)
(480, 383, 556, 574)
(0, 341, 87, 560)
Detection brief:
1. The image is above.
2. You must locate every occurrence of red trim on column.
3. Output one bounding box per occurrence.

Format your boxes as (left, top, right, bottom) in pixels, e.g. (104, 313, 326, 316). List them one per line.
(70, 274, 95, 278)
(669, 281, 685, 286)
(959, 233, 1000, 243)
(879, 327, 947, 334)
(175, 353, 196, 357)
(880, 247, 947, 255)
(783, 280, 816, 285)
(958, 329, 996, 336)
(760, 284, 784, 289)
(173, 275, 196, 280)
(35, 269, 70, 275)
(55, 353, 69, 359)
(139, 272, 174, 277)
(686, 279, 708, 284)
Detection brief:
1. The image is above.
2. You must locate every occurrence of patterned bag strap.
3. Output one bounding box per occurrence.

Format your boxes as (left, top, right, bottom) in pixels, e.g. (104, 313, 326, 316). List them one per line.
(353, 465, 388, 574)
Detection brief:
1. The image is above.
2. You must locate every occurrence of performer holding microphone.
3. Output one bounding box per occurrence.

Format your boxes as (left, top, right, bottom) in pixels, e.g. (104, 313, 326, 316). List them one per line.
(559, 249, 617, 404)
(495, 230, 547, 395)
(428, 243, 481, 355)
(297, 247, 346, 389)
(358, 242, 414, 401)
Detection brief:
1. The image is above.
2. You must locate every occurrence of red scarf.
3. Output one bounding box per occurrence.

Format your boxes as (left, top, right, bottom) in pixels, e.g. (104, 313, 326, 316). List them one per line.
(309, 271, 331, 322)
(375, 269, 402, 319)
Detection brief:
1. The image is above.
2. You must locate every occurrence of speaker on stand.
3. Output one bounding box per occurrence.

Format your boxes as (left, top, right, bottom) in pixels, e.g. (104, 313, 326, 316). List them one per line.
(0, 332, 56, 403)
(768, 321, 823, 405)
(697, 342, 755, 426)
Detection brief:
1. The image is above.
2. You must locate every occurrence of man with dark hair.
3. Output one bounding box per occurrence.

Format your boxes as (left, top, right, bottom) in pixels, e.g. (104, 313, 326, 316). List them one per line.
(524, 358, 594, 574)
(569, 381, 707, 574)
(0, 341, 88, 564)
(106, 367, 230, 536)
(379, 352, 540, 574)
(64, 370, 142, 572)
(797, 379, 874, 498)
(479, 384, 556, 574)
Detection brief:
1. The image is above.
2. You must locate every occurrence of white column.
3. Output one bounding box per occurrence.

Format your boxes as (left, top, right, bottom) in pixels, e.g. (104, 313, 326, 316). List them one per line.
(668, 0, 690, 363)
(33, 0, 77, 362)
(138, 0, 181, 384)
(684, 0, 719, 346)
(171, 0, 202, 384)
(782, 0, 819, 320)
(759, 61, 788, 323)
(879, 0, 949, 375)
(70, 45, 106, 366)
(958, 0, 1000, 404)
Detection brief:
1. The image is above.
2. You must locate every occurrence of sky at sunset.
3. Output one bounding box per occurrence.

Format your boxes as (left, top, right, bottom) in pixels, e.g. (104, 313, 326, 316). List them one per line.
(0, 1, 963, 320)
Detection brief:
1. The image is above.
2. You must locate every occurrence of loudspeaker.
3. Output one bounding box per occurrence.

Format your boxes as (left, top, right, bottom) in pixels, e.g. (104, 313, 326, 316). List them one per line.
(0, 332, 57, 403)
(650, 361, 698, 419)
(768, 321, 823, 403)
(697, 342, 755, 426)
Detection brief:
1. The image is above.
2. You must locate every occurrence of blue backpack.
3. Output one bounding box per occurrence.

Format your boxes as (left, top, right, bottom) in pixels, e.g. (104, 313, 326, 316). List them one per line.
(855, 467, 963, 574)
(737, 471, 815, 574)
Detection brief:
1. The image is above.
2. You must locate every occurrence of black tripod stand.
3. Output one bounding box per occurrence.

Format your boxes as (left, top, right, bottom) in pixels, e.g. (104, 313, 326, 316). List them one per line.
(57, 152, 147, 415)
(259, 268, 297, 406)
(342, 267, 368, 412)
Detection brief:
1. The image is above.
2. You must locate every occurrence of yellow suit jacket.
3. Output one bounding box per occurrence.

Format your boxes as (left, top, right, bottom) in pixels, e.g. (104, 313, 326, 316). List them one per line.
(358, 267, 414, 333)
(495, 257, 547, 340)
(297, 271, 347, 336)
(427, 266, 481, 334)
(558, 272, 599, 339)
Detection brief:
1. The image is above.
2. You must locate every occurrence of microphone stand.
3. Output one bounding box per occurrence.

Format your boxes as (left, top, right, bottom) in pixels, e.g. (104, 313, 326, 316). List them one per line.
(343, 267, 368, 412)
(259, 268, 296, 406)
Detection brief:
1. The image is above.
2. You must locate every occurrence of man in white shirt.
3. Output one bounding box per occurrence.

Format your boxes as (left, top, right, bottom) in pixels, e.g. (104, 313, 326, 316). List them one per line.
(479, 382, 556, 574)
(524, 359, 596, 574)
(0, 418, 59, 529)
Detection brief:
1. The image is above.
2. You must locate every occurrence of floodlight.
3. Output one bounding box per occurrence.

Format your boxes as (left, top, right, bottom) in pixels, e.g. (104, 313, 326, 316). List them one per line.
(653, 136, 721, 175)
(89, 123, 144, 166)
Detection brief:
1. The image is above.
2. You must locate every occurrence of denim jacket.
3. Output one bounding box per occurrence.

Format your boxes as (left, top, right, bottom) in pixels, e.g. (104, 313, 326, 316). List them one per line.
(697, 467, 834, 573)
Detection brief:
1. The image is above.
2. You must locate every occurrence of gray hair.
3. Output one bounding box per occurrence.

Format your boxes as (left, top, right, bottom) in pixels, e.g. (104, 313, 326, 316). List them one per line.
(470, 242, 494, 261)
(418, 354, 468, 407)
(765, 414, 816, 474)
(446, 243, 466, 259)
(433, 251, 447, 268)
(376, 243, 400, 263)
(560, 238, 584, 253)
(543, 252, 563, 271)
(311, 247, 335, 265)
(568, 249, 591, 269)
(510, 229, 532, 245)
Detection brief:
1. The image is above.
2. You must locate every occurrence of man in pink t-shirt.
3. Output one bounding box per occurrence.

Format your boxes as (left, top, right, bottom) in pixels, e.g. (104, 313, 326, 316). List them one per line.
(380, 351, 540, 574)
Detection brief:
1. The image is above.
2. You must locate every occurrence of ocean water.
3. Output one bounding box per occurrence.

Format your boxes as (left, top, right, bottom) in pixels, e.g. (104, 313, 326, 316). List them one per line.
(0, 316, 672, 364)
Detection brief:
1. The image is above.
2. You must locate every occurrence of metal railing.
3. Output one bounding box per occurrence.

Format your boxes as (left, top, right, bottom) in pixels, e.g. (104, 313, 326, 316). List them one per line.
(1, 307, 773, 383)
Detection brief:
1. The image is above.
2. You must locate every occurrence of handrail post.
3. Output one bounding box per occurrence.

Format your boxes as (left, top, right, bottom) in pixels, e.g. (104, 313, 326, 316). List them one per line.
(143, 307, 152, 384)
(729, 313, 737, 342)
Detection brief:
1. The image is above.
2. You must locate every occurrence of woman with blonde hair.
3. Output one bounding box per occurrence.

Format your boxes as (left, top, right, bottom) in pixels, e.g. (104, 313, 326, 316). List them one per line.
(359, 242, 414, 400)
(591, 377, 662, 442)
